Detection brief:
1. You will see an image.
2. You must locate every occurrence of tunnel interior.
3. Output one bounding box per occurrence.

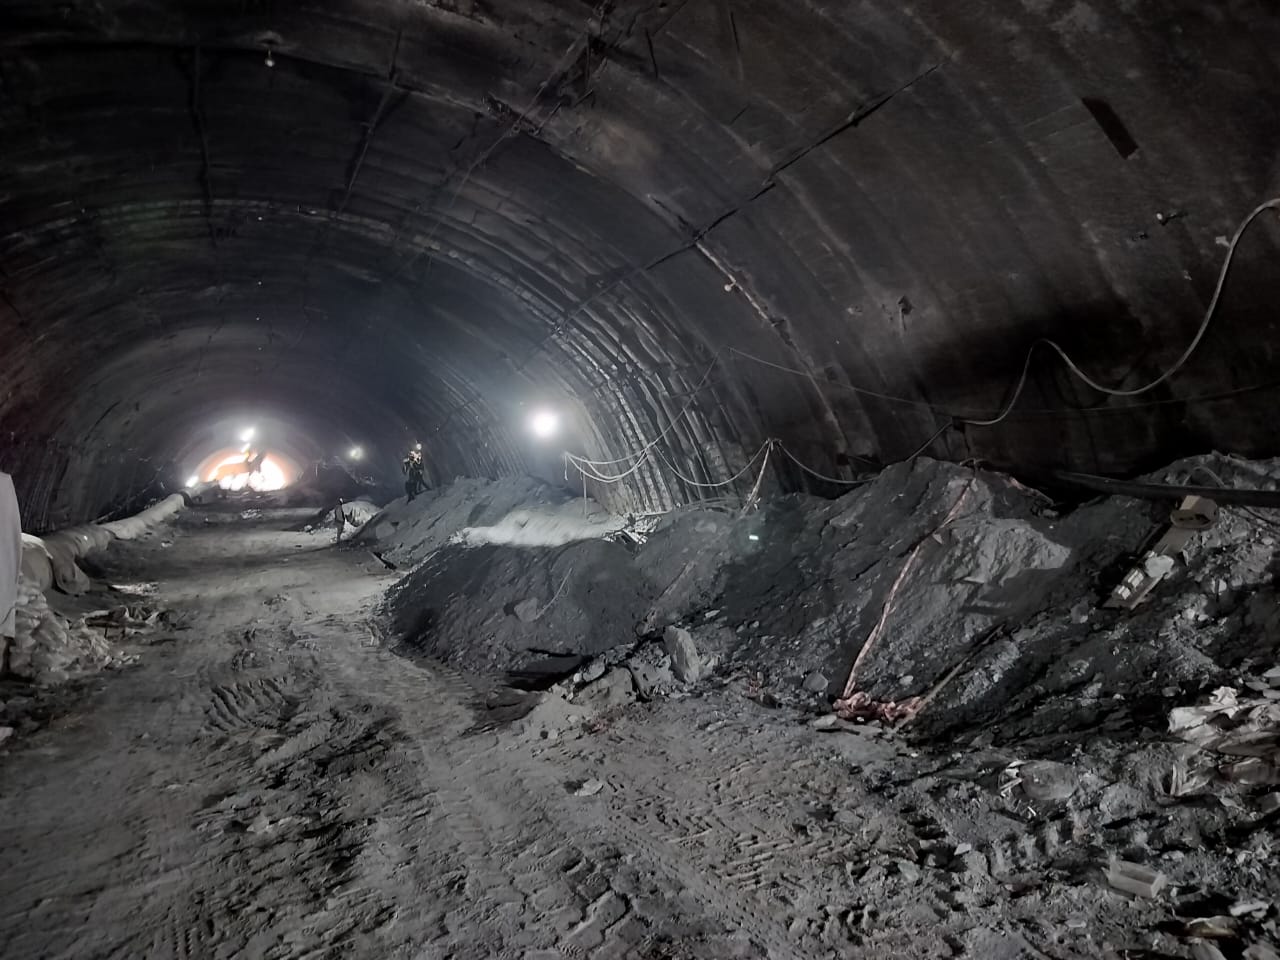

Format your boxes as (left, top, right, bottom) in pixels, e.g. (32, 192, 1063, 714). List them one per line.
(7, 4, 1280, 955)
(3, 0, 1280, 526)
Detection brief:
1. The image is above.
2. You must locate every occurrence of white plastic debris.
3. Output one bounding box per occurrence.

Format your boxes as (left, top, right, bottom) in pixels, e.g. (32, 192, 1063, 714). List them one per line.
(1104, 857, 1167, 899)
(1230, 900, 1271, 917)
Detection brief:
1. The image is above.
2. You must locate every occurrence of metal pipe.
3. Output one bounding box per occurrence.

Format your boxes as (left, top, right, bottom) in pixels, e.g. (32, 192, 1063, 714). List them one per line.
(1048, 470, 1280, 508)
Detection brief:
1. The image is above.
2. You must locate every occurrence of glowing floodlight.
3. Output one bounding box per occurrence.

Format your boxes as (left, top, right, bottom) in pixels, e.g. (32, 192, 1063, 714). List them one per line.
(348, 446, 364, 460)
(240, 426, 256, 443)
(186, 475, 199, 488)
(528, 409, 560, 439)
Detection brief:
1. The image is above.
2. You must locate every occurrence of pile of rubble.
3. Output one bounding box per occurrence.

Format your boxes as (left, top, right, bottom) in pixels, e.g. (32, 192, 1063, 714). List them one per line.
(357, 477, 572, 567)
(378, 453, 1280, 748)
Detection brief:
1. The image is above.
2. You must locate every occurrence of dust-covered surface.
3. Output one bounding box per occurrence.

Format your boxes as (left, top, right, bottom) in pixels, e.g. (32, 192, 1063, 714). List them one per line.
(1, 461, 1279, 958)
(379, 456, 1280, 739)
(355, 476, 575, 567)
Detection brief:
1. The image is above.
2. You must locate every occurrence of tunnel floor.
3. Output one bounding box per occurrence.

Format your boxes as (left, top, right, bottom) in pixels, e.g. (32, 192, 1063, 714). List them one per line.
(1, 501, 1276, 959)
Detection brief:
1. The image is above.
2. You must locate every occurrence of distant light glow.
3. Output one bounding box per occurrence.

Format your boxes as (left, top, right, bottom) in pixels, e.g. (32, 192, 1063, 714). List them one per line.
(240, 427, 256, 443)
(185, 475, 199, 488)
(748, 534, 760, 542)
(348, 446, 364, 460)
(528, 409, 560, 439)
(206, 453, 288, 492)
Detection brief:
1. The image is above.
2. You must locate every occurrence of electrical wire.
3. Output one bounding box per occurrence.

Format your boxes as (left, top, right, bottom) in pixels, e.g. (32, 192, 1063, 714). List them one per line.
(568, 198, 1278, 496)
(1020, 198, 1280, 401)
(729, 197, 1280, 425)
(566, 356, 720, 468)
(904, 420, 955, 461)
(566, 448, 660, 484)
(727, 347, 936, 410)
(654, 441, 772, 489)
(777, 443, 872, 486)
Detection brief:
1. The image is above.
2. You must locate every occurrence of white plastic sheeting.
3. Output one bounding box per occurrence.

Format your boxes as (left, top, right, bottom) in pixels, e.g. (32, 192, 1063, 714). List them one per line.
(1, 472, 19, 639)
(100, 494, 185, 540)
(26, 494, 185, 597)
(4, 492, 186, 684)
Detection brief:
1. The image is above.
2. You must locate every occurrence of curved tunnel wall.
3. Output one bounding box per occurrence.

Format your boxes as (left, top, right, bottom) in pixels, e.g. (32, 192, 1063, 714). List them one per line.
(2, 0, 1279, 527)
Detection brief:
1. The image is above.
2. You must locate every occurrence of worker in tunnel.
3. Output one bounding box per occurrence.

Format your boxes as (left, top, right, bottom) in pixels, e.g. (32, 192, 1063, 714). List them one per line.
(402, 445, 426, 502)
(333, 497, 347, 543)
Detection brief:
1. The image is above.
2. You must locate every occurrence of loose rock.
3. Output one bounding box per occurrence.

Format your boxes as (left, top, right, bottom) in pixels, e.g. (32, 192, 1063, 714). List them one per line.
(574, 668, 636, 711)
(662, 626, 703, 683)
(512, 598, 540, 623)
(1019, 760, 1078, 803)
(802, 671, 828, 693)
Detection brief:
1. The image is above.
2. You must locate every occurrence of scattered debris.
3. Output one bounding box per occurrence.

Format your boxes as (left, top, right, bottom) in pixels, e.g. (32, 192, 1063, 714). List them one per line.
(1104, 857, 1167, 899)
(572, 778, 605, 797)
(1229, 899, 1270, 918)
(572, 668, 635, 711)
(1169, 680, 1280, 785)
(627, 657, 672, 700)
(1017, 759, 1078, 803)
(1106, 495, 1217, 609)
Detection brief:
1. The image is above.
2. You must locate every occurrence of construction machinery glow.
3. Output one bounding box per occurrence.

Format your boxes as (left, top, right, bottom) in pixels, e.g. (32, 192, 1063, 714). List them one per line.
(528, 409, 560, 439)
(206, 453, 289, 492)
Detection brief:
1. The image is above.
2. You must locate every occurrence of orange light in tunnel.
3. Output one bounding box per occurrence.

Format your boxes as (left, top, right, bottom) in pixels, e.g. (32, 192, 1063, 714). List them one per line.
(204, 453, 291, 491)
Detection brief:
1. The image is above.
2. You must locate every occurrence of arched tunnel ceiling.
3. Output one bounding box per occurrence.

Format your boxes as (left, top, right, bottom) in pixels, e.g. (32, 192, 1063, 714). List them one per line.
(2, 0, 1280, 526)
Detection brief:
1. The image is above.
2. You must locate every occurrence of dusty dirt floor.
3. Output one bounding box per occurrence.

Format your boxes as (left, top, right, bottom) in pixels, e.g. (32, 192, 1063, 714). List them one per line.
(2, 501, 1278, 959)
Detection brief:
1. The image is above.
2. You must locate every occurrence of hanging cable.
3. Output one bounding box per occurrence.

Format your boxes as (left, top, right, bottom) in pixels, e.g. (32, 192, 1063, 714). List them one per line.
(566, 446, 660, 484)
(728, 197, 1280, 427)
(653, 441, 772, 489)
(776, 443, 872, 486)
(904, 420, 954, 461)
(567, 356, 720, 468)
(563, 199, 1278, 499)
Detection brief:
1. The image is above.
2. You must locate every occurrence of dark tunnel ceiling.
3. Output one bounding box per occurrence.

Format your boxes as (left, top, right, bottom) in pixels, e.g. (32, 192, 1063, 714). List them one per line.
(3, 0, 1280, 523)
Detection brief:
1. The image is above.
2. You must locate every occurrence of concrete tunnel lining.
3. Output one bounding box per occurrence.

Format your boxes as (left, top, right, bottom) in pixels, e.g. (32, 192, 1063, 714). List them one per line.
(1, 0, 1280, 527)
(6, 4, 1280, 954)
